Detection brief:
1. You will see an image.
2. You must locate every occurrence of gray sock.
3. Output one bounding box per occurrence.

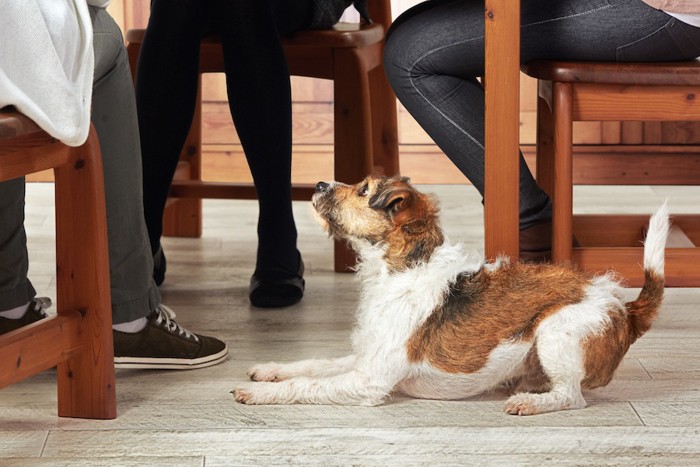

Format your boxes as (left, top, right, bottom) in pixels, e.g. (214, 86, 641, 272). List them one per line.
(113, 317, 148, 333)
(0, 302, 30, 319)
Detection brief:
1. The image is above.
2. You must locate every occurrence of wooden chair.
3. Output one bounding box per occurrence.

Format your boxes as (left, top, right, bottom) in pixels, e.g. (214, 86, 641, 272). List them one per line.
(521, 60, 700, 286)
(0, 110, 116, 419)
(126, 1, 399, 272)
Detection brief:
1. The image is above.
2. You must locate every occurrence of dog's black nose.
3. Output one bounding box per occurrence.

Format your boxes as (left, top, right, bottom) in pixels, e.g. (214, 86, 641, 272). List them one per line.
(315, 181, 330, 193)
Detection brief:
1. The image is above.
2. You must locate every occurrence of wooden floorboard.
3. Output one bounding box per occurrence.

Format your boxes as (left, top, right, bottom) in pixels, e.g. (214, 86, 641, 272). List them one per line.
(2, 183, 699, 465)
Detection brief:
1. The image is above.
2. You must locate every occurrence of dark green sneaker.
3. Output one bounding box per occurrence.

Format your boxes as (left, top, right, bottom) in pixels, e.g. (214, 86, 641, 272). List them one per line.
(0, 297, 52, 335)
(113, 304, 228, 370)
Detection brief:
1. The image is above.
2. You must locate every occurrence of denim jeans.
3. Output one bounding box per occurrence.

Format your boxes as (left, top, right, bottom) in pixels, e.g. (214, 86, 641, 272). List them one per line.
(384, 0, 700, 229)
(0, 7, 159, 323)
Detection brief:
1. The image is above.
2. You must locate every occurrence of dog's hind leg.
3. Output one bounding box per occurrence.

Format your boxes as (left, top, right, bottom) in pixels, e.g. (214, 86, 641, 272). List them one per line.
(506, 348, 551, 394)
(504, 377, 585, 415)
(504, 357, 586, 415)
(504, 306, 593, 415)
(247, 355, 356, 382)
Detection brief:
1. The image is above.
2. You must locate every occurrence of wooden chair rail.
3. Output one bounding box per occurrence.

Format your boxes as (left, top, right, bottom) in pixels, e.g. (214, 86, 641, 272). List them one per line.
(573, 248, 700, 287)
(0, 313, 83, 388)
(169, 179, 316, 201)
(0, 110, 116, 419)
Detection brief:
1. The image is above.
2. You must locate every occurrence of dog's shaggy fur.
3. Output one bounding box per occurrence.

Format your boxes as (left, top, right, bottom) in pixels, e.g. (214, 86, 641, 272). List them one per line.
(232, 176, 669, 415)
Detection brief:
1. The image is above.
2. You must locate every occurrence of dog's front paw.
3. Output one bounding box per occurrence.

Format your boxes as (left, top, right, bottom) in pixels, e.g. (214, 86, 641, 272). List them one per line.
(231, 382, 291, 405)
(247, 362, 284, 382)
(231, 384, 261, 405)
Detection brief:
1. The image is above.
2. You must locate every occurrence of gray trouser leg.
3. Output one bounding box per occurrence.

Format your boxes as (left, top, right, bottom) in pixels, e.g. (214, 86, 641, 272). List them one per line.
(0, 8, 160, 320)
(0, 178, 36, 310)
(90, 6, 160, 324)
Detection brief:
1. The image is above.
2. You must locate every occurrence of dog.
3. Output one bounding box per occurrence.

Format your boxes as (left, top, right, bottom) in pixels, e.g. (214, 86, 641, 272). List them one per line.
(232, 176, 669, 415)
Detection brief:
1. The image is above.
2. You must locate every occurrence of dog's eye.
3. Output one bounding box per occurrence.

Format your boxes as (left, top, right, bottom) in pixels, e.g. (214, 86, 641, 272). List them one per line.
(358, 184, 369, 197)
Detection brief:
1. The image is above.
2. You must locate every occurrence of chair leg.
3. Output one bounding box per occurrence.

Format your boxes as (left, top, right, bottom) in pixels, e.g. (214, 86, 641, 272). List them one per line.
(551, 82, 574, 263)
(332, 48, 374, 182)
(368, 65, 399, 177)
(331, 48, 375, 272)
(162, 79, 204, 238)
(535, 90, 555, 198)
(127, 39, 202, 238)
(54, 127, 116, 419)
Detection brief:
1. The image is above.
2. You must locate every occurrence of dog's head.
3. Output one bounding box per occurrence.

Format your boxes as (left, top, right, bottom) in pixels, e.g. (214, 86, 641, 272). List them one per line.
(312, 176, 444, 271)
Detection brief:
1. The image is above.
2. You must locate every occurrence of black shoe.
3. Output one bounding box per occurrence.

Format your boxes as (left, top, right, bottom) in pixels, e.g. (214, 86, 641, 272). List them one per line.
(0, 297, 52, 335)
(519, 221, 552, 263)
(519, 221, 580, 263)
(113, 305, 228, 370)
(249, 254, 305, 308)
(153, 246, 167, 287)
(308, 0, 371, 29)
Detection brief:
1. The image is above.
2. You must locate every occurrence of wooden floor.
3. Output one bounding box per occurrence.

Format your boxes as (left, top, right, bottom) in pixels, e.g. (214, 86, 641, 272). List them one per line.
(2, 183, 700, 465)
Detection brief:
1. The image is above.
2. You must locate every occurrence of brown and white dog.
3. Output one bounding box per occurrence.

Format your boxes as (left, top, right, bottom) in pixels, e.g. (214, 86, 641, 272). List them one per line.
(232, 176, 669, 415)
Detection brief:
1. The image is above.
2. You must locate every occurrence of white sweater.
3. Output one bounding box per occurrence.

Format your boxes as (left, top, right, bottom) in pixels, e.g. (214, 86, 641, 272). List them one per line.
(0, 1, 110, 146)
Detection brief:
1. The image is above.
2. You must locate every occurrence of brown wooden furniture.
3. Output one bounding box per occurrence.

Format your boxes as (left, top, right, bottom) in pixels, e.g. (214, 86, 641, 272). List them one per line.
(0, 110, 116, 419)
(522, 59, 700, 286)
(126, 2, 399, 272)
(484, 0, 521, 261)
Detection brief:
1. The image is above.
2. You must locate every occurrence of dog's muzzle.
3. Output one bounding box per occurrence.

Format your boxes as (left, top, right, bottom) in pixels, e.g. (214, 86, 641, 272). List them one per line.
(312, 181, 333, 205)
(312, 181, 331, 210)
(315, 181, 331, 193)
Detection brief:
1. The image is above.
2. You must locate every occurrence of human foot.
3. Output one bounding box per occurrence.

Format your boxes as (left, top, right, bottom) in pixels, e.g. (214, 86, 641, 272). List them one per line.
(249, 253, 305, 308)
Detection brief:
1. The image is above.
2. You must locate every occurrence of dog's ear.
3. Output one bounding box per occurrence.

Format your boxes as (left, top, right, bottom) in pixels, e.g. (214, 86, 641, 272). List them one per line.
(369, 184, 413, 215)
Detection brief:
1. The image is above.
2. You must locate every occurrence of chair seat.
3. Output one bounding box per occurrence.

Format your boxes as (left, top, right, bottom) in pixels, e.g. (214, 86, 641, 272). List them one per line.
(0, 110, 43, 139)
(283, 23, 385, 48)
(522, 59, 700, 86)
(125, 22, 385, 50)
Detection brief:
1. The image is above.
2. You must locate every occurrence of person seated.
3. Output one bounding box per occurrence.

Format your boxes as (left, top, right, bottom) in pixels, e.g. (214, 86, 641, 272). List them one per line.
(136, 0, 369, 307)
(0, 0, 227, 369)
(384, 0, 700, 261)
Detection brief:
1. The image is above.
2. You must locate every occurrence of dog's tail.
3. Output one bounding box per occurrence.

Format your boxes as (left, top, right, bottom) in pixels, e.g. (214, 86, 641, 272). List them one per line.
(625, 201, 670, 340)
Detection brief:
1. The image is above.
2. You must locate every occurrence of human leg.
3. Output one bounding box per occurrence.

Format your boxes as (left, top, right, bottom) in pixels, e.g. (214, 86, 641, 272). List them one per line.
(91, 6, 159, 325)
(385, 0, 551, 231)
(517, 0, 700, 63)
(91, 6, 227, 368)
(136, 0, 209, 262)
(0, 177, 44, 333)
(272, 0, 312, 34)
(211, 0, 310, 307)
(385, 0, 700, 231)
(0, 178, 35, 313)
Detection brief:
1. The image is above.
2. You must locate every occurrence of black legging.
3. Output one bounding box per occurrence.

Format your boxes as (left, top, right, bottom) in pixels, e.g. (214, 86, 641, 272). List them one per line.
(136, 0, 311, 277)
